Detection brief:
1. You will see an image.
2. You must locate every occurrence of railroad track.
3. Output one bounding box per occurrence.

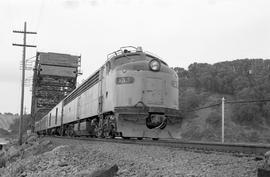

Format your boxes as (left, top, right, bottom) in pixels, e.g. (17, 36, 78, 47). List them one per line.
(49, 136, 270, 157)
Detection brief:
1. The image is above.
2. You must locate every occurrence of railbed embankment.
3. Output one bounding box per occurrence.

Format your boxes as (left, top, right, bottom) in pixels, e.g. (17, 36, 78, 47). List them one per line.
(0, 135, 266, 177)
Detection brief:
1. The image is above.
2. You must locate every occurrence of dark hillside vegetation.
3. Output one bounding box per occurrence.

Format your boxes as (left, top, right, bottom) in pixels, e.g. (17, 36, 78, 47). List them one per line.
(8, 114, 31, 135)
(174, 59, 270, 143)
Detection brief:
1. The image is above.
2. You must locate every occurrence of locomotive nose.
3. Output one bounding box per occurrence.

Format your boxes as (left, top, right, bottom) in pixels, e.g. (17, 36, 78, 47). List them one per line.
(146, 114, 167, 129)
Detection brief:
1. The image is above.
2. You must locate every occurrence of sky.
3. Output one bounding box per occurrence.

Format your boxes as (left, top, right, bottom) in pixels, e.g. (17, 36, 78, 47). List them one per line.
(0, 0, 269, 114)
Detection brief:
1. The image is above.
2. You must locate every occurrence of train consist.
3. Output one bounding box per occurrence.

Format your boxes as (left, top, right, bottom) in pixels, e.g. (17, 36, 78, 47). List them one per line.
(35, 46, 182, 139)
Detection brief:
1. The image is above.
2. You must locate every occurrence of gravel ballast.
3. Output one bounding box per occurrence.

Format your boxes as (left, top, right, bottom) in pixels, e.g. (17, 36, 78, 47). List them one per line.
(0, 137, 264, 177)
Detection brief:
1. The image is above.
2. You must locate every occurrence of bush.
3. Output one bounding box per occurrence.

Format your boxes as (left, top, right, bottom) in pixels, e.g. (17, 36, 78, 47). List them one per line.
(0, 155, 6, 168)
(179, 88, 205, 114)
(206, 112, 221, 128)
(232, 104, 263, 126)
(9, 114, 32, 135)
(248, 131, 260, 143)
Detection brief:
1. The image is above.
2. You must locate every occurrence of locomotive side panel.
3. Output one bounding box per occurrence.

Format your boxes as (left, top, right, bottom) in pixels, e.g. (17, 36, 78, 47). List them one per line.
(39, 115, 48, 132)
(103, 71, 117, 112)
(62, 84, 100, 123)
(47, 101, 63, 129)
(63, 98, 77, 124)
(78, 84, 99, 119)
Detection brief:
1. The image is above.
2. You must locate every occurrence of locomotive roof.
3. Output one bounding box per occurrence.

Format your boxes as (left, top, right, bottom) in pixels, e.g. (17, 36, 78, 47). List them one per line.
(106, 47, 168, 67)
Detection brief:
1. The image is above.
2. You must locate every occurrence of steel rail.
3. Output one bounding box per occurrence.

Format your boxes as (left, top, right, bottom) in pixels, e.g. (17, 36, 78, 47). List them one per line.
(47, 136, 270, 156)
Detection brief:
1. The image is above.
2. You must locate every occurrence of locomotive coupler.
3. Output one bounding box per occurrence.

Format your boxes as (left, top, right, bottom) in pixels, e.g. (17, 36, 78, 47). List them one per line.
(146, 114, 167, 129)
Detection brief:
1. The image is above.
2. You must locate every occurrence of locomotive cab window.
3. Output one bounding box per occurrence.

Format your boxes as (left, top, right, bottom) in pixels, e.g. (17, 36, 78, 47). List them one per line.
(113, 54, 144, 68)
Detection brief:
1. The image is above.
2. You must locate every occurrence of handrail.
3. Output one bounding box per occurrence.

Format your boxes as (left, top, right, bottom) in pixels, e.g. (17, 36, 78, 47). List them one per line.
(107, 46, 140, 60)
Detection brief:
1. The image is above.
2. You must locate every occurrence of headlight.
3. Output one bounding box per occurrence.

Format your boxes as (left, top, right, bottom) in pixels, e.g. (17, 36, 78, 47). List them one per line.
(149, 59, 161, 71)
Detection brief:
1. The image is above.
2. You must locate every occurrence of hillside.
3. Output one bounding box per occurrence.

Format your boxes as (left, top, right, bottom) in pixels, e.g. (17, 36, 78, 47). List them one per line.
(0, 114, 18, 132)
(175, 59, 270, 143)
(0, 114, 31, 138)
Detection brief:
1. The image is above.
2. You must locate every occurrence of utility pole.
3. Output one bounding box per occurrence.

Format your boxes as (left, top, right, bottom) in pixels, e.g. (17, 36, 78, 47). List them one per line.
(221, 97, 225, 143)
(24, 106, 27, 115)
(13, 22, 37, 145)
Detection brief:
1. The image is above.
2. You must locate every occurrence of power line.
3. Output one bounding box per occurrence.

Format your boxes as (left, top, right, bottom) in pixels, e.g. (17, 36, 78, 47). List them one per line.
(226, 99, 270, 104)
(187, 98, 270, 113)
(12, 22, 37, 145)
(26, 55, 36, 60)
(187, 102, 221, 112)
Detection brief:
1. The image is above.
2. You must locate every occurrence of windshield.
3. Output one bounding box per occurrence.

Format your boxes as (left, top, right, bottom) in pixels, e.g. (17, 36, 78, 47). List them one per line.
(113, 54, 144, 66)
(111, 53, 168, 69)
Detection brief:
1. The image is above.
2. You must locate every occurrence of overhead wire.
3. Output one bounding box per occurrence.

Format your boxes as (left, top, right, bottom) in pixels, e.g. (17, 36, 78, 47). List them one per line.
(226, 99, 270, 104)
(187, 102, 221, 112)
(187, 98, 270, 112)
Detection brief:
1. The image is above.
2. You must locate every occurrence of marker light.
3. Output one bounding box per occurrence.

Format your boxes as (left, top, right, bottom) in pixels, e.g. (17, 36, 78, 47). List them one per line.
(149, 59, 161, 71)
(171, 81, 178, 88)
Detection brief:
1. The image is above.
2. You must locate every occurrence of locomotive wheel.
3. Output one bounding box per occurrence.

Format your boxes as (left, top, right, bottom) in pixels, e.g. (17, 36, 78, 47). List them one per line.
(101, 115, 117, 139)
(97, 130, 104, 138)
(103, 130, 110, 138)
(103, 125, 111, 138)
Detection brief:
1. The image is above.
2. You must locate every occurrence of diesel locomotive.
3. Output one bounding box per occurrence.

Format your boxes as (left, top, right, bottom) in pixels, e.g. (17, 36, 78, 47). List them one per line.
(35, 46, 182, 139)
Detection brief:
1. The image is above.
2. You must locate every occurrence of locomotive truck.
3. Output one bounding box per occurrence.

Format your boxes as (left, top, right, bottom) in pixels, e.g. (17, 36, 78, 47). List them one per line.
(35, 46, 182, 139)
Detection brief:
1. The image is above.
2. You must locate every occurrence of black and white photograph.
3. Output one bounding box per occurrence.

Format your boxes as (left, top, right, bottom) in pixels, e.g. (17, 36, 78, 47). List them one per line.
(0, 0, 270, 176)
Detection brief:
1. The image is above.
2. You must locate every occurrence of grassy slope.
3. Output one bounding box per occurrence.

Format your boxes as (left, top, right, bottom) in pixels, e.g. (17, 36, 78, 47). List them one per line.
(180, 91, 270, 143)
(0, 115, 18, 131)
